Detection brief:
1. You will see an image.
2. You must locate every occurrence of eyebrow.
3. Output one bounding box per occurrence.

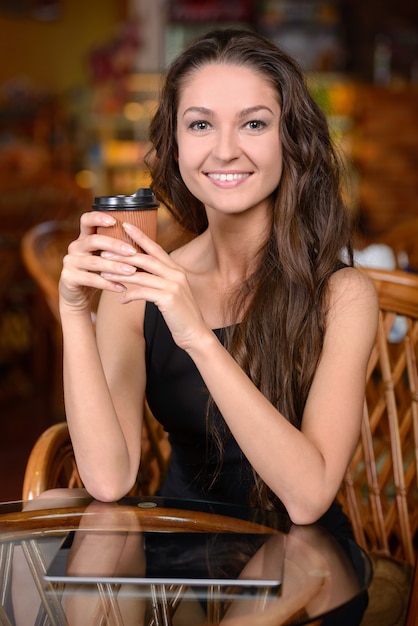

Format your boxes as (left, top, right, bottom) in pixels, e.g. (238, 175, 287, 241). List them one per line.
(181, 105, 275, 119)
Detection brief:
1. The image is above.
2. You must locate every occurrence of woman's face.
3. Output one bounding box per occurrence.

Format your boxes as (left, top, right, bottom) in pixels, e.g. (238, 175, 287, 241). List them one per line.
(176, 63, 283, 221)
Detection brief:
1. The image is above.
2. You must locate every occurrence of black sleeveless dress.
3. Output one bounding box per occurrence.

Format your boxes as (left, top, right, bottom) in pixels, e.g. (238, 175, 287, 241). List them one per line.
(144, 301, 369, 623)
(144, 301, 351, 537)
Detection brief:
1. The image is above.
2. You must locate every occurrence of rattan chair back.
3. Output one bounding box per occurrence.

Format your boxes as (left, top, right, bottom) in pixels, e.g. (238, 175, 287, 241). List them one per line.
(340, 267, 418, 565)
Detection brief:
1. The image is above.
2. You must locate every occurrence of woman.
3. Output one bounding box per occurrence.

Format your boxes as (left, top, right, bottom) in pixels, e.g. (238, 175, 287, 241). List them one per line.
(60, 29, 377, 535)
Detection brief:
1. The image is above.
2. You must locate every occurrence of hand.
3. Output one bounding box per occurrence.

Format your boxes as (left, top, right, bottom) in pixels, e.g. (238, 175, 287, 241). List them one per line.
(58, 211, 138, 315)
(101, 222, 212, 351)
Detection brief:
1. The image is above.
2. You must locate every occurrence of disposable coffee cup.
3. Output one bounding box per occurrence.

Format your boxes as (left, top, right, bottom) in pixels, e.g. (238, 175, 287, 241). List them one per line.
(94, 188, 159, 249)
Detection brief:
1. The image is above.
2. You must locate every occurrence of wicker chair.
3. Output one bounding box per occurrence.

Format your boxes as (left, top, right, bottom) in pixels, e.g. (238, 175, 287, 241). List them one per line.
(21, 220, 86, 417)
(21, 220, 78, 324)
(339, 267, 418, 626)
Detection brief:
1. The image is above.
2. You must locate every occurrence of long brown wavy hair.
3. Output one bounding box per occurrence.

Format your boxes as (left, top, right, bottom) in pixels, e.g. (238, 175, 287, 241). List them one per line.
(145, 29, 354, 512)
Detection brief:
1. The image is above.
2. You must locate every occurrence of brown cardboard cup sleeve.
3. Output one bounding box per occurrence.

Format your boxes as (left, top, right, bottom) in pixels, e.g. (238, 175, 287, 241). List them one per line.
(93, 188, 159, 250)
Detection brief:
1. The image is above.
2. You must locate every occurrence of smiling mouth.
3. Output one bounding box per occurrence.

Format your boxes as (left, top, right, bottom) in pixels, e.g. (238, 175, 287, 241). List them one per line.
(206, 172, 250, 182)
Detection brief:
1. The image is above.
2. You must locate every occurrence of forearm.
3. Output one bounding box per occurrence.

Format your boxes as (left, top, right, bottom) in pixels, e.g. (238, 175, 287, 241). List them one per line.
(61, 307, 139, 501)
(186, 332, 331, 523)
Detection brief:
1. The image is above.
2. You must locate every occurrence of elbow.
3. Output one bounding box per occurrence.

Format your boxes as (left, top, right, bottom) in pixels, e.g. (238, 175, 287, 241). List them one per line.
(78, 456, 139, 503)
(82, 475, 136, 504)
(287, 507, 323, 526)
(88, 489, 123, 503)
(284, 491, 335, 526)
(84, 485, 123, 503)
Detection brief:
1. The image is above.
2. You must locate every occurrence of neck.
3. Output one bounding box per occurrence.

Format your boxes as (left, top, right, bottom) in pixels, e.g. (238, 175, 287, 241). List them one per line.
(203, 210, 271, 286)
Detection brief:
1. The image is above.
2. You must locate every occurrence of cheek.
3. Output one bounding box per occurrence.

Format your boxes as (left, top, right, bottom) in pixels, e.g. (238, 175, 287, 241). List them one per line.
(177, 154, 202, 198)
(177, 141, 205, 181)
(266, 141, 283, 181)
(177, 155, 191, 182)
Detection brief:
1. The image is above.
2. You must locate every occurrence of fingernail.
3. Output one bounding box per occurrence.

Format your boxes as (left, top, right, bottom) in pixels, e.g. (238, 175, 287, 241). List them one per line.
(123, 222, 136, 231)
(103, 216, 116, 225)
(122, 264, 136, 274)
(121, 244, 137, 254)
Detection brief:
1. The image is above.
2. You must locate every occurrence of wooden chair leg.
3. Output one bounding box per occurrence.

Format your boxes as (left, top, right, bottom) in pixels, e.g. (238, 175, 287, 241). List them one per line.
(405, 554, 418, 626)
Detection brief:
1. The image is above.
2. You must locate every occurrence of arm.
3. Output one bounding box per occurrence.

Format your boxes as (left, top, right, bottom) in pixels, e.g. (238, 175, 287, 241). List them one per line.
(96, 223, 379, 522)
(59, 212, 147, 501)
(185, 268, 379, 524)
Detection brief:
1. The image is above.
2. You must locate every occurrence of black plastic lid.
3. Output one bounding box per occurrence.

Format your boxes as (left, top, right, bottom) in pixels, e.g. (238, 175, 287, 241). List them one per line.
(92, 188, 159, 210)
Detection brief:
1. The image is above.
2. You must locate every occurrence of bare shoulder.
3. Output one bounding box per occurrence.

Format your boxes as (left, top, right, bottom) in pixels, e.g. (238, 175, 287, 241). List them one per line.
(326, 266, 379, 342)
(328, 266, 379, 310)
(321, 267, 379, 364)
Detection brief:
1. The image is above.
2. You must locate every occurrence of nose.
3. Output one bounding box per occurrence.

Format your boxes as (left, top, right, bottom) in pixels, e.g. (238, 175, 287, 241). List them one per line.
(212, 125, 241, 162)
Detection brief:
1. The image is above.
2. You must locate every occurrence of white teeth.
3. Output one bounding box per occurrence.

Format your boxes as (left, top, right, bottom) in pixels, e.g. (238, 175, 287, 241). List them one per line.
(208, 173, 248, 181)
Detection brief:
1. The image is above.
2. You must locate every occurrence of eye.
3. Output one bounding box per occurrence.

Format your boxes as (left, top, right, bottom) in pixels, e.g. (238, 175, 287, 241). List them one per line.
(245, 120, 267, 131)
(189, 120, 211, 131)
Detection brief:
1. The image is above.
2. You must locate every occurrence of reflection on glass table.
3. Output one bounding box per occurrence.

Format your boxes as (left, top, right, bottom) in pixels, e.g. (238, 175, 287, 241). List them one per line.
(0, 495, 371, 625)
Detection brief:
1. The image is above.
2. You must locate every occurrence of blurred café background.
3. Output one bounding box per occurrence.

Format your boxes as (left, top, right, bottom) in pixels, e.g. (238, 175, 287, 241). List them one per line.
(0, 0, 417, 501)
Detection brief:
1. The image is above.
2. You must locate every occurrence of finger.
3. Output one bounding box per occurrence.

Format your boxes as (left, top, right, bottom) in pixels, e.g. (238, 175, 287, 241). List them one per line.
(100, 270, 171, 304)
(78, 210, 116, 237)
(63, 252, 137, 286)
(122, 222, 172, 262)
(80, 210, 116, 229)
(100, 251, 185, 288)
(61, 263, 127, 294)
(68, 233, 137, 259)
(104, 272, 193, 315)
(101, 268, 166, 290)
